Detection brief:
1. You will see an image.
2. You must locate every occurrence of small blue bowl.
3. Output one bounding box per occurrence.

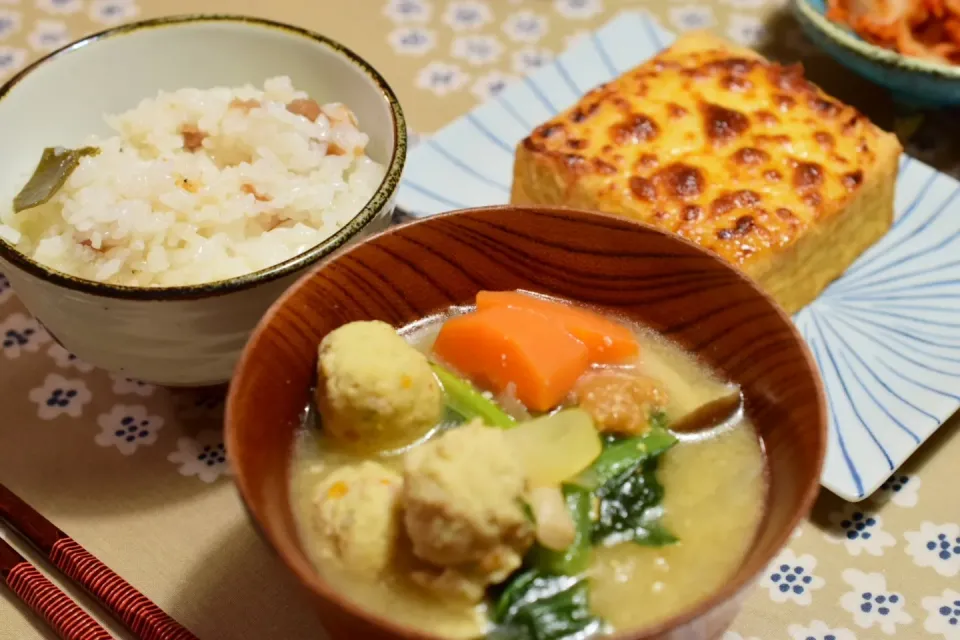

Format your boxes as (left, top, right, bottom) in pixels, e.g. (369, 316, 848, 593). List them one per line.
(793, 0, 960, 108)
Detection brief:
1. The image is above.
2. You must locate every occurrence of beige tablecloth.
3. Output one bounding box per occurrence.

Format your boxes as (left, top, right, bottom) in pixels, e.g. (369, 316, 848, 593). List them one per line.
(2, 2, 960, 639)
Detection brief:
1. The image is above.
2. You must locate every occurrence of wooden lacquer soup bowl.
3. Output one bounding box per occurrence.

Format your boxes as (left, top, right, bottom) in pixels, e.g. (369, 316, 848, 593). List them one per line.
(225, 205, 827, 640)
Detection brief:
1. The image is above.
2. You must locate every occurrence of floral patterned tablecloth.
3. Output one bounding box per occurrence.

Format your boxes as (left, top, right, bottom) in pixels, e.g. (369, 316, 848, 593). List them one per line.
(1, 2, 959, 640)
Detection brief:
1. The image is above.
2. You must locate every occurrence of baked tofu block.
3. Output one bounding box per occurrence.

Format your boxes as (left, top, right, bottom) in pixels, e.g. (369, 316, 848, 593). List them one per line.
(511, 31, 902, 314)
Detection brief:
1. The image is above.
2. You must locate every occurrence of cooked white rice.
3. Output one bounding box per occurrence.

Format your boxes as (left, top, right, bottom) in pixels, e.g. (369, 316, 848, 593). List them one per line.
(0, 76, 386, 287)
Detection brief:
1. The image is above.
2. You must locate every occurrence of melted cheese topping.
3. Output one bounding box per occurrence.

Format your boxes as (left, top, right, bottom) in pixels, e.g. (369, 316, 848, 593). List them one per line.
(519, 37, 899, 266)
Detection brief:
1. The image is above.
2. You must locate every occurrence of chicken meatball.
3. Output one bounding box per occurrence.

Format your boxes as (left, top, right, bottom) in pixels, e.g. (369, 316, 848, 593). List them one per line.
(402, 421, 534, 599)
(317, 320, 443, 452)
(311, 461, 403, 577)
(575, 370, 669, 436)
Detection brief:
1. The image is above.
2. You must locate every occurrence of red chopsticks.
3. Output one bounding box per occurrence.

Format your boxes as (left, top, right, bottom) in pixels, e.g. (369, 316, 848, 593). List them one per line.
(0, 540, 113, 639)
(0, 482, 200, 640)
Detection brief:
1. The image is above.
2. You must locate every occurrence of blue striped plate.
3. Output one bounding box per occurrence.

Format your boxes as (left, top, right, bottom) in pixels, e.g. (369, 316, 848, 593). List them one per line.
(396, 11, 960, 502)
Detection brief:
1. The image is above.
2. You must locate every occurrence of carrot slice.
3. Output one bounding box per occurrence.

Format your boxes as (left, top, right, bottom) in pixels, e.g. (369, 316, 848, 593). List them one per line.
(433, 306, 590, 412)
(475, 291, 640, 364)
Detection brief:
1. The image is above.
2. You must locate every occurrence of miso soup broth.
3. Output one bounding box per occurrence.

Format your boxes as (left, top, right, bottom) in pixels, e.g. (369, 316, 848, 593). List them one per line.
(291, 294, 767, 639)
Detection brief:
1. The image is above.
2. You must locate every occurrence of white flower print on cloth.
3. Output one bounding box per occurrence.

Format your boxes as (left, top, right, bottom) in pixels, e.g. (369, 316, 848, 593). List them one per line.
(1, 312, 50, 358)
(762, 548, 825, 605)
(553, 0, 603, 20)
(726, 14, 768, 46)
(511, 46, 554, 74)
(95, 405, 163, 455)
(28, 19, 70, 51)
(47, 343, 94, 373)
(824, 505, 896, 556)
(669, 5, 716, 31)
(0, 272, 12, 304)
(905, 522, 960, 577)
(0, 8, 21, 38)
(87, 0, 138, 25)
(922, 589, 960, 639)
(840, 569, 913, 635)
(28, 373, 92, 420)
(168, 429, 231, 483)
(470, 70, 518, 100)
(442, 0, 492, 32)
(415, 61, 468, 96)
(451, 34, 503, 66)
(387, 26, 436, 56)
(0, 45, 26, 77)
(383, 0, 431, 23)
(502, 10, 548, 44)
(787, 621, 858, 640)
(872, 473, 921, 508)
(109, 373, 155, 397)
(35, 0, 83, 15)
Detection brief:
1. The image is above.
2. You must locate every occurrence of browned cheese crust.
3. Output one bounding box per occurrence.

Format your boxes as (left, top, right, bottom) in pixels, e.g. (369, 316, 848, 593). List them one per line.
(511, 31, 902, 314)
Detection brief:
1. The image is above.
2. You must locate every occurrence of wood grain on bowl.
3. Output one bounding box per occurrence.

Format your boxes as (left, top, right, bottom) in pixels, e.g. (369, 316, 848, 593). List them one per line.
(225, 206, 827, 640)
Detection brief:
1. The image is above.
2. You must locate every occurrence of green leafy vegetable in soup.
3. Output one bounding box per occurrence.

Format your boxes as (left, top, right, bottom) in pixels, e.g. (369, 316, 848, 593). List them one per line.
(531, 484, 593, 576)
(578, 423, 678, 547)
(432, 363, 516, 428)
(494, 425, 676, 639)
(573, 423, 675, 491)
(14, 146, 100, 213)
(490, 571, 605, 640)
(592, 451, 677, 547)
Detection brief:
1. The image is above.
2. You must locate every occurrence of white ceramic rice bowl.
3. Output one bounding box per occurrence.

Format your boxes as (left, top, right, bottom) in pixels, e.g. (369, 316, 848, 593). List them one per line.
(0, 15, 406, 386)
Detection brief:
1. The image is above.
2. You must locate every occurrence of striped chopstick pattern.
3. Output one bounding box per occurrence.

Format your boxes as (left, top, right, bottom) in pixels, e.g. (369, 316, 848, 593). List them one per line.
(6, 561, 112, 640)
(49, 538, 198, 640)
(1, 482, 199, 640)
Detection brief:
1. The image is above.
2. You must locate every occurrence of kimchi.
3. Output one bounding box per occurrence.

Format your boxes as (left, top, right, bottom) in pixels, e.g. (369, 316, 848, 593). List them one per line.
(827, 0, 960, 64)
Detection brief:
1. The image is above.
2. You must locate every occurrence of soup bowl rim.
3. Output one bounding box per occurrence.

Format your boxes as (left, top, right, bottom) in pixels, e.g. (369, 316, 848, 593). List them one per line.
(225, 204, 828, 640)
